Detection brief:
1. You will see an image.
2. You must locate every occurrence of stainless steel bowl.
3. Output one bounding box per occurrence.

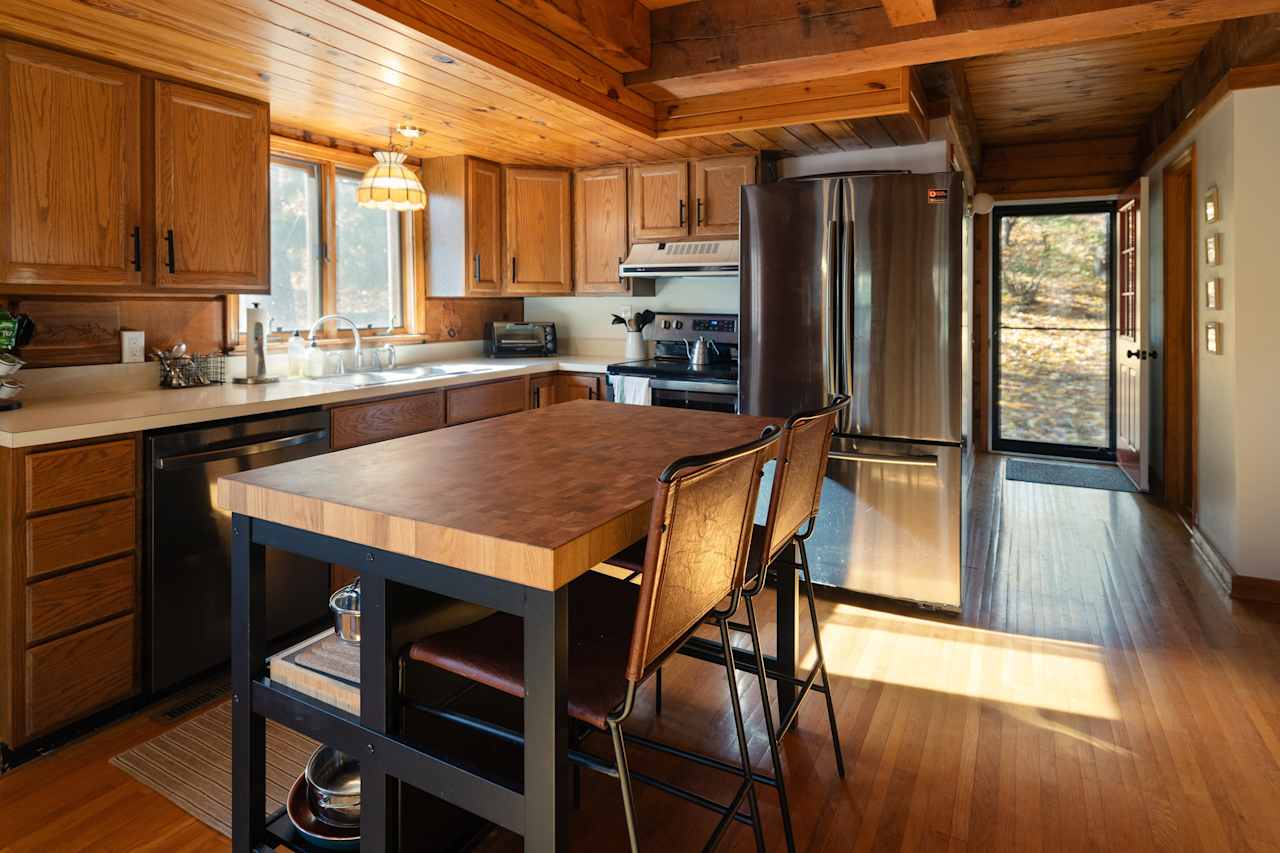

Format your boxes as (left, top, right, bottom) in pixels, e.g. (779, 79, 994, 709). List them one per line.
(329, 580, 360, 644)
(304, 745, 361, 828)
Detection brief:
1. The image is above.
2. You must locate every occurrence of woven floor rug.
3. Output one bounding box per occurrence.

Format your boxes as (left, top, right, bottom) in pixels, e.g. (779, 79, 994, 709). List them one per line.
(1005, 458, 1137, 493)
(111, 700, 317, 837)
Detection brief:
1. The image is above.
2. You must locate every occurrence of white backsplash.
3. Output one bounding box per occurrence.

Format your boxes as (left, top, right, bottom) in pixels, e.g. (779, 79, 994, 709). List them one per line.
(525, 275, 739, 356)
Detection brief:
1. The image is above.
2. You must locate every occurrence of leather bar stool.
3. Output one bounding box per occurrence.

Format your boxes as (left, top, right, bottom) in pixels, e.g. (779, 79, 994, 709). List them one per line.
(604, 395, 850, 853)
(400, 427, 783, 852)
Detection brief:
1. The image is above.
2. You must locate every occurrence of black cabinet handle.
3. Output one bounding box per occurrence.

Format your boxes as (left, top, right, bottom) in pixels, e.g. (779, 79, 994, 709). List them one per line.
(164, 229, 176, 274)
(679, 199, 686, 227)
(697, 198, 704, 225)
(511, 256, 517, 283)
(532, 386, 540, 408)
(130, 226, 141, 271)
(474, 253, 480, 281)
(618, 256, 623, 284)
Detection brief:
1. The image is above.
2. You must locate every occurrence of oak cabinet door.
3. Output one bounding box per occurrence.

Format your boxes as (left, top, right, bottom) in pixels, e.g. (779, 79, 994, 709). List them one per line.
(555, 373, 601, 402)
(693, 155, 756, 238)
(629, 161, 688, 242)
(467, 158, 503, 295)
(504, 167, 571, 294)
(154, 82, 268, 292)
(574, 166, 630, 294)
(530, 374, 557, 408)
(0, 41, 142, 289)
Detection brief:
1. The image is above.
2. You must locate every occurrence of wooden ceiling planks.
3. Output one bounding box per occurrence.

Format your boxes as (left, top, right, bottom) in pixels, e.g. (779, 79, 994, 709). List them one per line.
(0, 0, 737, 167)
(965, 24, 1221, 145)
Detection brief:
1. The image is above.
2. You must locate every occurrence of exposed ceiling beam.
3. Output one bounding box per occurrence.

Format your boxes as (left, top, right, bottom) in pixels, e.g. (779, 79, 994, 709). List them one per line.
(881, 0, 937, 28)
(493, 0, 651, 72)
(629, 0, 1280, 100)
(1140, 14, 1280, 164)
(919, 62, 981, 191)
(349, 0, 656, 135)
(654, 67, 927, 140)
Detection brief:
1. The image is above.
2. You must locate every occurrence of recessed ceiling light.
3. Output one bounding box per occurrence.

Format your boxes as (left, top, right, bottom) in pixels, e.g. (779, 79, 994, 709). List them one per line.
(432, 54, 456, 65)
(396, 122, 424, 140)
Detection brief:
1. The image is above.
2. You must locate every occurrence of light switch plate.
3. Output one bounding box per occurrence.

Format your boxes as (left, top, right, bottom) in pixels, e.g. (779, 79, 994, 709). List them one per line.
(121, 330, 145, 363)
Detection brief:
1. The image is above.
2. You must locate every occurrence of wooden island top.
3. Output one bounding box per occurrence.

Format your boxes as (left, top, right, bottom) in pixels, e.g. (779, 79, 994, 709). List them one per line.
(217, 400, 778, 590)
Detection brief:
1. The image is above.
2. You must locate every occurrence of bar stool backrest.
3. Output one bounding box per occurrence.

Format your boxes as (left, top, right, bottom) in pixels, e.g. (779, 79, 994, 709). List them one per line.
(625, 427, 781, 682)
(761, 396, 850, 564)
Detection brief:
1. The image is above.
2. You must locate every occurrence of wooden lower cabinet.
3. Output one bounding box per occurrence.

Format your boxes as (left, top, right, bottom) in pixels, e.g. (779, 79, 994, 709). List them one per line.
(1, 434, 142, 751)
(530, 372, 604, 408)
(24, 614, 135, 739)
(445, 377, 527, 425)
(330, 390, 444, 451)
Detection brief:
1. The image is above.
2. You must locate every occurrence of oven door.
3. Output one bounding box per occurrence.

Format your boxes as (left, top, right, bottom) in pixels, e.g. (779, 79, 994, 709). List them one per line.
(650, 379, 739, 413)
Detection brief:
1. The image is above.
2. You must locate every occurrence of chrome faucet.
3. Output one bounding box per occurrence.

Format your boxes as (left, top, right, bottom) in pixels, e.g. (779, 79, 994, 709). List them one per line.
(308, 314, 363, 371)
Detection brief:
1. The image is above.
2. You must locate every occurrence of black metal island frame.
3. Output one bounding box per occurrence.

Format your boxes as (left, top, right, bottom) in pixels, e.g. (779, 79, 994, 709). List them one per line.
(220, 400, 805, 852)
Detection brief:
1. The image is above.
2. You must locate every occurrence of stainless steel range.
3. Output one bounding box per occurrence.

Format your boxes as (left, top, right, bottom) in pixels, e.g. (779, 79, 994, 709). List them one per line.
(606, 312, 738, 413)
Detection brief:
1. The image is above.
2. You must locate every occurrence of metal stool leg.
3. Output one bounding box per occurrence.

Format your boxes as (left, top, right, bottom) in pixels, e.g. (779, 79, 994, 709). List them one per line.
(655, 666, 663, 715)
(745, 596, 797, 853)
(717, 617, 767, 853)
(608, 719, 641, 853)
(798, 539, 845, 777)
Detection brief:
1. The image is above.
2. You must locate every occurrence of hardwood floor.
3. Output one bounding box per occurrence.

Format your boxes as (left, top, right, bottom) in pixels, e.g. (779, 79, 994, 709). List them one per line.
(3, 454, 1279, 852)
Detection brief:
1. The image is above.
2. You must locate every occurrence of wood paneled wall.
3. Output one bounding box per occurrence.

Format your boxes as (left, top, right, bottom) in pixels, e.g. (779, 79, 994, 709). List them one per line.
(976, 136, 1140, 200)
(11, 297, 524, 368)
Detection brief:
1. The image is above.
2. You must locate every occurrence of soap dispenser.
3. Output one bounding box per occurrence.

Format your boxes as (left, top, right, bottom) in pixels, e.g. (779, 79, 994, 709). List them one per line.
(305, 339, 326, 378)
(287, 330, 306, 378)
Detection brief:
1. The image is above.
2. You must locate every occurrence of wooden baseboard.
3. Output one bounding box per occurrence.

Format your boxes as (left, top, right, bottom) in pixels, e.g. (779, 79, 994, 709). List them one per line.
(1189, 524, 1280, 603)
(1232, 575, 1280, 604)
(1189, 525, 1232, 594)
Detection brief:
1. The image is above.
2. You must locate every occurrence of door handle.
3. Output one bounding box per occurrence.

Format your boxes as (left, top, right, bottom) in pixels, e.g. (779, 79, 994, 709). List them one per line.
(511, 256, 517, 283)
(618, 256, 624, 284)
(164, 229, 176, 274)
(1126, 349, 1158, 360)
(829, 450, 939, 468)
(679, 199, 686, 227)
(474, 253, 480, 281)
(696, 198, 704, 225)
(130, 226, 141, 271)
(154, 429, 329, 470)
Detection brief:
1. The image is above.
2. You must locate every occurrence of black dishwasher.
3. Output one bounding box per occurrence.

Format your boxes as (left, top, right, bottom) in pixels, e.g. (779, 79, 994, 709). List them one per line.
(145, 410, 332, 692)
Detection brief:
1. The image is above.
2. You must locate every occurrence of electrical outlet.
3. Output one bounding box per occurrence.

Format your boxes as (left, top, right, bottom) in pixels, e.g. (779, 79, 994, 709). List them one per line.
(121, 330, 145, 363)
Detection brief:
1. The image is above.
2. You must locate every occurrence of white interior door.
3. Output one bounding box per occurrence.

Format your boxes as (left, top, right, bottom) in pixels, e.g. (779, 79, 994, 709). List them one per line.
(1115, 177, 1151, 490)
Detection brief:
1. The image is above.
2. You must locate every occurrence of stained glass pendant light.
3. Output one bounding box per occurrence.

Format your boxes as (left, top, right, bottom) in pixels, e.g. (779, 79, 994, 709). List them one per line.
(357, 124, 427, 211)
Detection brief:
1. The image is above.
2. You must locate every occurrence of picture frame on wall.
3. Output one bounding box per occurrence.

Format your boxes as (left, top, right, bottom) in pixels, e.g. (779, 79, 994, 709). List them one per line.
(1206, 278, 1223, 310)
(1206, 321, 1223, 354)
(1204, 185, 1220, 223)
(1206, 233, 1222, 266)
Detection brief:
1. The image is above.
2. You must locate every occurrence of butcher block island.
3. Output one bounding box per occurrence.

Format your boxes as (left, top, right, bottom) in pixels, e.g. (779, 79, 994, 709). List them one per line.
(216, 400, 789, 852)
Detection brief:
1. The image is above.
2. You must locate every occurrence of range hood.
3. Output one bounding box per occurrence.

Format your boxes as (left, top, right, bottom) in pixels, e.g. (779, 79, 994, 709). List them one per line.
(619, 239, 739, 278)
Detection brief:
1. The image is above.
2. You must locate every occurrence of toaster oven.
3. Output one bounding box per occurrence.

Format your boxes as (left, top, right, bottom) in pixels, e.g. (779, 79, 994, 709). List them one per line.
(483, 321, 557, 357)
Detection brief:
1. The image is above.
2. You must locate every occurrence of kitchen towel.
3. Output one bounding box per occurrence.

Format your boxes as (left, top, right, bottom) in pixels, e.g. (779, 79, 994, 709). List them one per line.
(615, 375, 651, 405)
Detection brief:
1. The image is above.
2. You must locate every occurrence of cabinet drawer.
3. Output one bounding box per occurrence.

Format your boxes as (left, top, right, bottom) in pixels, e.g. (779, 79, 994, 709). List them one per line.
(26, 497, 135, 579)
(331, 390, 444, 450)
(25, 438, 135, 514)
(27, 556, 135, 645)
(446, 378, 526, 425)
(25, 613, 136, 739)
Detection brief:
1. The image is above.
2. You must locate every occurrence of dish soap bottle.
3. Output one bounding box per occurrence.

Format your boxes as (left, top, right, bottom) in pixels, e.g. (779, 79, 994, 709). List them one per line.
(305, 339, 326, 378)
(287, 330, 306, 378)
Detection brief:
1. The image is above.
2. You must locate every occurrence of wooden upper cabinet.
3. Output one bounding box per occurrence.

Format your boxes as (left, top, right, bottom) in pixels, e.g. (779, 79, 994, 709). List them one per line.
(468, 158, 503, 295)
(154, 82, 268, 292)
(693, 155, 756, 238)
(426, 155, 503, 297)
(629, 161, 689, 242)
(0, 41, 142, 289)
(574, 166, 629, 294)
(504, 167, 571, 294)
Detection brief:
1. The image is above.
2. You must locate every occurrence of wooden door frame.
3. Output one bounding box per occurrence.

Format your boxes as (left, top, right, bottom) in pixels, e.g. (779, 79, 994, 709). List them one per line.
(1161, 146, 1198, 521)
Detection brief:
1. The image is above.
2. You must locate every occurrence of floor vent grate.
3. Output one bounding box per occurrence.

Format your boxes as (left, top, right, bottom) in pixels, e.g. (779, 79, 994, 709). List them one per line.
(158, 685, 230, 721)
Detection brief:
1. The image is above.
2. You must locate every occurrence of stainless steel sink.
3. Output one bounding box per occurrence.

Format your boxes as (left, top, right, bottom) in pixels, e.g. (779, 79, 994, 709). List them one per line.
(310, 364, 494, 387)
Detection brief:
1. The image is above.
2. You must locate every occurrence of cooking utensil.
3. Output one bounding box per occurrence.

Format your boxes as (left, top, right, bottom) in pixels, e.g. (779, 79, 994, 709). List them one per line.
(0, 378, 23, 400)
(329, 580, 360, 644)
(287, 772, 359, 850)
(170, 342, 187, 359)
(304, 745, 361, 828)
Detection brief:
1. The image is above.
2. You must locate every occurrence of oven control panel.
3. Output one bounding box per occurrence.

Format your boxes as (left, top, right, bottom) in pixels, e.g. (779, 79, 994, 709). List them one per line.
(648, 312, 738, 345)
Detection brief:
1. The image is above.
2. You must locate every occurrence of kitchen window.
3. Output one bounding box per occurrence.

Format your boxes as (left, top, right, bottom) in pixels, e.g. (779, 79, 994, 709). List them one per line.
(229, 137, 420, 344)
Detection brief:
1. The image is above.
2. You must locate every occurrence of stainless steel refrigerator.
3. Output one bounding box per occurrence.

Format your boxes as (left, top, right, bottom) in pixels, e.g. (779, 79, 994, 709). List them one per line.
(740, 172, 971, 609)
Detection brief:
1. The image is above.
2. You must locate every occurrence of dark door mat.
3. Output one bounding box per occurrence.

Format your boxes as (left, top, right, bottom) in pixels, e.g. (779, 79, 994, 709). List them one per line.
(1005, 458, 1137, 492)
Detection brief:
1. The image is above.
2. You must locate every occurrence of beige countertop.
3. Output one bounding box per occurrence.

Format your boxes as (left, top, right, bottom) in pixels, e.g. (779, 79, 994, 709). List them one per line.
(0, 357, 612, 448)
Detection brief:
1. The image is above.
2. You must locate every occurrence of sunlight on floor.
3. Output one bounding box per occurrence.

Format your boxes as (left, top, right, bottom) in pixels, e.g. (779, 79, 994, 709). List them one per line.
(812, 603, 1121, 722)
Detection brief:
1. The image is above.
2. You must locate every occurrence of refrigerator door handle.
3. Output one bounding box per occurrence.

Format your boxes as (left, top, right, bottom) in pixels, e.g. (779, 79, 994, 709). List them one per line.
(839, 203, 855, 430)
(823, 218, 840, 402)
(829, 449, 939, 468)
